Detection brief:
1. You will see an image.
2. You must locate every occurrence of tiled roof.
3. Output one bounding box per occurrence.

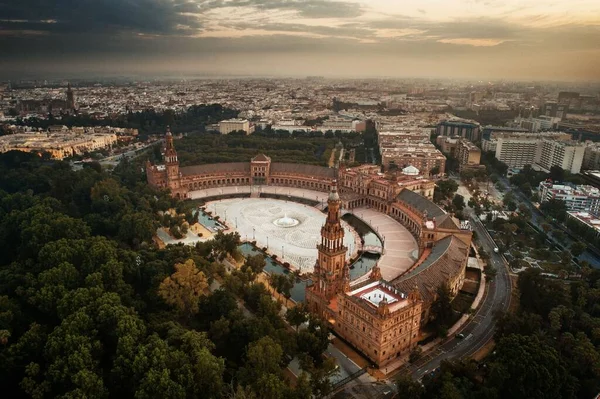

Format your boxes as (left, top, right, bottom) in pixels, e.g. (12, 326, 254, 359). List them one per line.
(435, 214, 459, 230)
(397, 189, 445, 218)
(271, 163, 336, 179)
(252, 154, 271, 162)
(392, 235, 468, 303)
(180, 162, 250, 176)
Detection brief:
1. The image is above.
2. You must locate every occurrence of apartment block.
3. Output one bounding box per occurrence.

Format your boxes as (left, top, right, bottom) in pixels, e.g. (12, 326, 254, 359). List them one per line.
(219, 118, 252, 135)
(539, 181, 600, 214)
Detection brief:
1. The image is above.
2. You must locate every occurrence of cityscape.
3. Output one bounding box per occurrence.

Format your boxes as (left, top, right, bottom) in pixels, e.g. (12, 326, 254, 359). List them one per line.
(1, 1, 600, 399)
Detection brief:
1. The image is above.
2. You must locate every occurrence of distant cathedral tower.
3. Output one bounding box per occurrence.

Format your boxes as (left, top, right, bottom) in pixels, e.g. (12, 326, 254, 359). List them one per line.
(306, 181, 349, 318)
(66, 83, 76, 110)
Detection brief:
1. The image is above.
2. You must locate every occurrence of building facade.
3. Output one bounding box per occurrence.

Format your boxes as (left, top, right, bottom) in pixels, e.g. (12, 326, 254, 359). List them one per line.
(535, 139, 586, 174)
(305, 183, 424, 366)
(218, 119, 252, 135)
(482, 132, 575, 170)
(538, 181, 600, 214)
(436, 120, 481, 142)
(436, 136, 482, 171)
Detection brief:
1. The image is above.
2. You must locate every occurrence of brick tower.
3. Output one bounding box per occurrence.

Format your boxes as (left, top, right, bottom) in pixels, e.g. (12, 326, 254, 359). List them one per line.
(306, 181, 348, 319)
(164, 127, 185, 198)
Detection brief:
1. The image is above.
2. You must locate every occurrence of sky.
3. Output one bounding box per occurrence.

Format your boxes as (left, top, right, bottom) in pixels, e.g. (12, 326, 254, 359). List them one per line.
(1, 0, 599, 81)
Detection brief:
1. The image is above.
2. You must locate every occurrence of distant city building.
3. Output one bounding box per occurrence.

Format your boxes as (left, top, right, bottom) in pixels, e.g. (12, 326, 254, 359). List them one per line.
(558, 91, 580, 105)
(436, 120, 481, 141)
(0, 127, 118, 160)
(580, 170, 600, 189)
(378, 130, 446, 175)
(538, 181, 600, 214)
(566, 212, 600, 237)
(219, 118, 252, 135)
(583, 144, 600, 171)
(481, 126, 528, 142)
(535, 139, 586, 174)
(436, 136, 482, 171)
(516, 115, 561, 132)
(541, 102, 569, 118)
(17, 84, 76, 115)
(482, 132, 574, 169)
(66, 83, 76, 110)
(380, 144, 446, 176)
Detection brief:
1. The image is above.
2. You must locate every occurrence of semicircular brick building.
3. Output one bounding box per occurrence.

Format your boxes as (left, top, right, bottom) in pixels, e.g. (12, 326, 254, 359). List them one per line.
(147, 130, 472, 367)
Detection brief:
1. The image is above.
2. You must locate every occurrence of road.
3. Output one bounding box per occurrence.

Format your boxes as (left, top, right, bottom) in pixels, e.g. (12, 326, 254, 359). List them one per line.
(391, 209, 512, 382)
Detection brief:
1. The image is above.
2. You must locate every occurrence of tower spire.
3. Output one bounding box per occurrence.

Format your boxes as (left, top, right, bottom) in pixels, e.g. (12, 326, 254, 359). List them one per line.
(164, 126, 178, 165)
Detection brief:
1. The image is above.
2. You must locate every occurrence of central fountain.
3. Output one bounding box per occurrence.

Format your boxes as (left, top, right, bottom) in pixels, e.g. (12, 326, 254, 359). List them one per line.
(273, 213, 300, 228)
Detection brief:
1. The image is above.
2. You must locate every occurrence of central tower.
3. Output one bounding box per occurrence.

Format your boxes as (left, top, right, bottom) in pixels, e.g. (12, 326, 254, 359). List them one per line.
(306, 181, 349, 319)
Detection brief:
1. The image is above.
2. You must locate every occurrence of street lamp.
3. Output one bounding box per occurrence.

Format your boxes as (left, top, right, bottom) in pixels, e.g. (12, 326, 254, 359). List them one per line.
(235, 217, 238, 228)
(253, 227, 255, 240)
(267, 236, 269, 249)
(282, 245, 284, 259)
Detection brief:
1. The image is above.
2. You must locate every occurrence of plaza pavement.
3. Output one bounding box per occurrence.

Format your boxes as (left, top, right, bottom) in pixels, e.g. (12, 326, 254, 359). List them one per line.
(189, 186, 419, 281)
(347, 207, 418, 281)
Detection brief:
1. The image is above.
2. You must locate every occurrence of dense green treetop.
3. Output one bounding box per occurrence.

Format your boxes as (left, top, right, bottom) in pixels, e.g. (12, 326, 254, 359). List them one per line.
(0, 152, 331, 398)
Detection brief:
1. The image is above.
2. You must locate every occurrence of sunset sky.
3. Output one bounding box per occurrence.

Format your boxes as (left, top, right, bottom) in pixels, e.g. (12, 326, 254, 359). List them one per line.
(1, 0, 599, 80)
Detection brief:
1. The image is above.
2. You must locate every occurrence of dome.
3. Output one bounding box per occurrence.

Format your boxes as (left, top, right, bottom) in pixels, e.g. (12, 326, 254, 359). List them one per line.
(402, 165, 420, 176)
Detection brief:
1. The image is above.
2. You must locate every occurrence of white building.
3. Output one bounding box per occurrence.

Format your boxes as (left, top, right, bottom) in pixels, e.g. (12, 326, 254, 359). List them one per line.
(538, 181, 600, 214)
(218, 119, 252, 135)
(534, 139, 586, 174)
(583, 143, 600, 170)
(483, 132, 579, 171)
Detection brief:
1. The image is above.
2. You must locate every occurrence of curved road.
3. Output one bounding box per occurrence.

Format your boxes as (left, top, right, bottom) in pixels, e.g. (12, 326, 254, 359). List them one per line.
(392, 212, 512, 381)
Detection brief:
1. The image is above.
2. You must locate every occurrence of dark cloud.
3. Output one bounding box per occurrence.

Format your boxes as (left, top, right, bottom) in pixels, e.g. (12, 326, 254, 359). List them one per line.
(0, 0, 202, 35)
(0, 1, 598, 80)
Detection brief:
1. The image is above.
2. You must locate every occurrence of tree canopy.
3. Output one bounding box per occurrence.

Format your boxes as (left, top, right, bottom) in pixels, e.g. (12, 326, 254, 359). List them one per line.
(0, 152, 330, 398)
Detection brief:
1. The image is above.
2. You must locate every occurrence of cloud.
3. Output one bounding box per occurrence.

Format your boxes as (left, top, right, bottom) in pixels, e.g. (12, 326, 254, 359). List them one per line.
(0, 0, 202, 35)
(0, 0, 599, 80)
(437, 38, 507, 46)
(204, 0, 364, 18)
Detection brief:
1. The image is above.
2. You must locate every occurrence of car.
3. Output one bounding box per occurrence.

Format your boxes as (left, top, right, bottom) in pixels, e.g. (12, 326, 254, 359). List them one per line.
(455, 333, 465, 339)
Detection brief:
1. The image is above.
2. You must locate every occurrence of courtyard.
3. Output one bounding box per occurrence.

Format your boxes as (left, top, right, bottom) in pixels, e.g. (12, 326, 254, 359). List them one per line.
(206, 198, 359, 273)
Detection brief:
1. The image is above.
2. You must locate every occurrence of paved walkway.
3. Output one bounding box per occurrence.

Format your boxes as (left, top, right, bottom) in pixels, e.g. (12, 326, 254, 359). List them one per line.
(348, 207, 418, 281)
(189, 187, 418, 281)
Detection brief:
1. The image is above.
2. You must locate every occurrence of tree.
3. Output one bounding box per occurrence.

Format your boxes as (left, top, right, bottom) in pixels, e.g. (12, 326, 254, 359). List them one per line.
(238, 336, 283, 385)
(484, 265, 497, 281)
(435, 179, 459, 201)
(158, 259, 208, 317)
(396, 374, 424, 399)
(286, 303, 308, 331)
(570, 242, 586, 258)
(430, 165, 440, 176)
(409, 346, 423, 363)
(269, 273, 294, 298)
(452, 194, 465, 211)
(540, 198, 567, 221)
(213, 231, 241, 260)
(541, 223, 552, 234)
(488, 334, 572, 399)
(242, 254, 266, 278)
(430, 284, 454, 336)
(549, 165, 565, 183)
